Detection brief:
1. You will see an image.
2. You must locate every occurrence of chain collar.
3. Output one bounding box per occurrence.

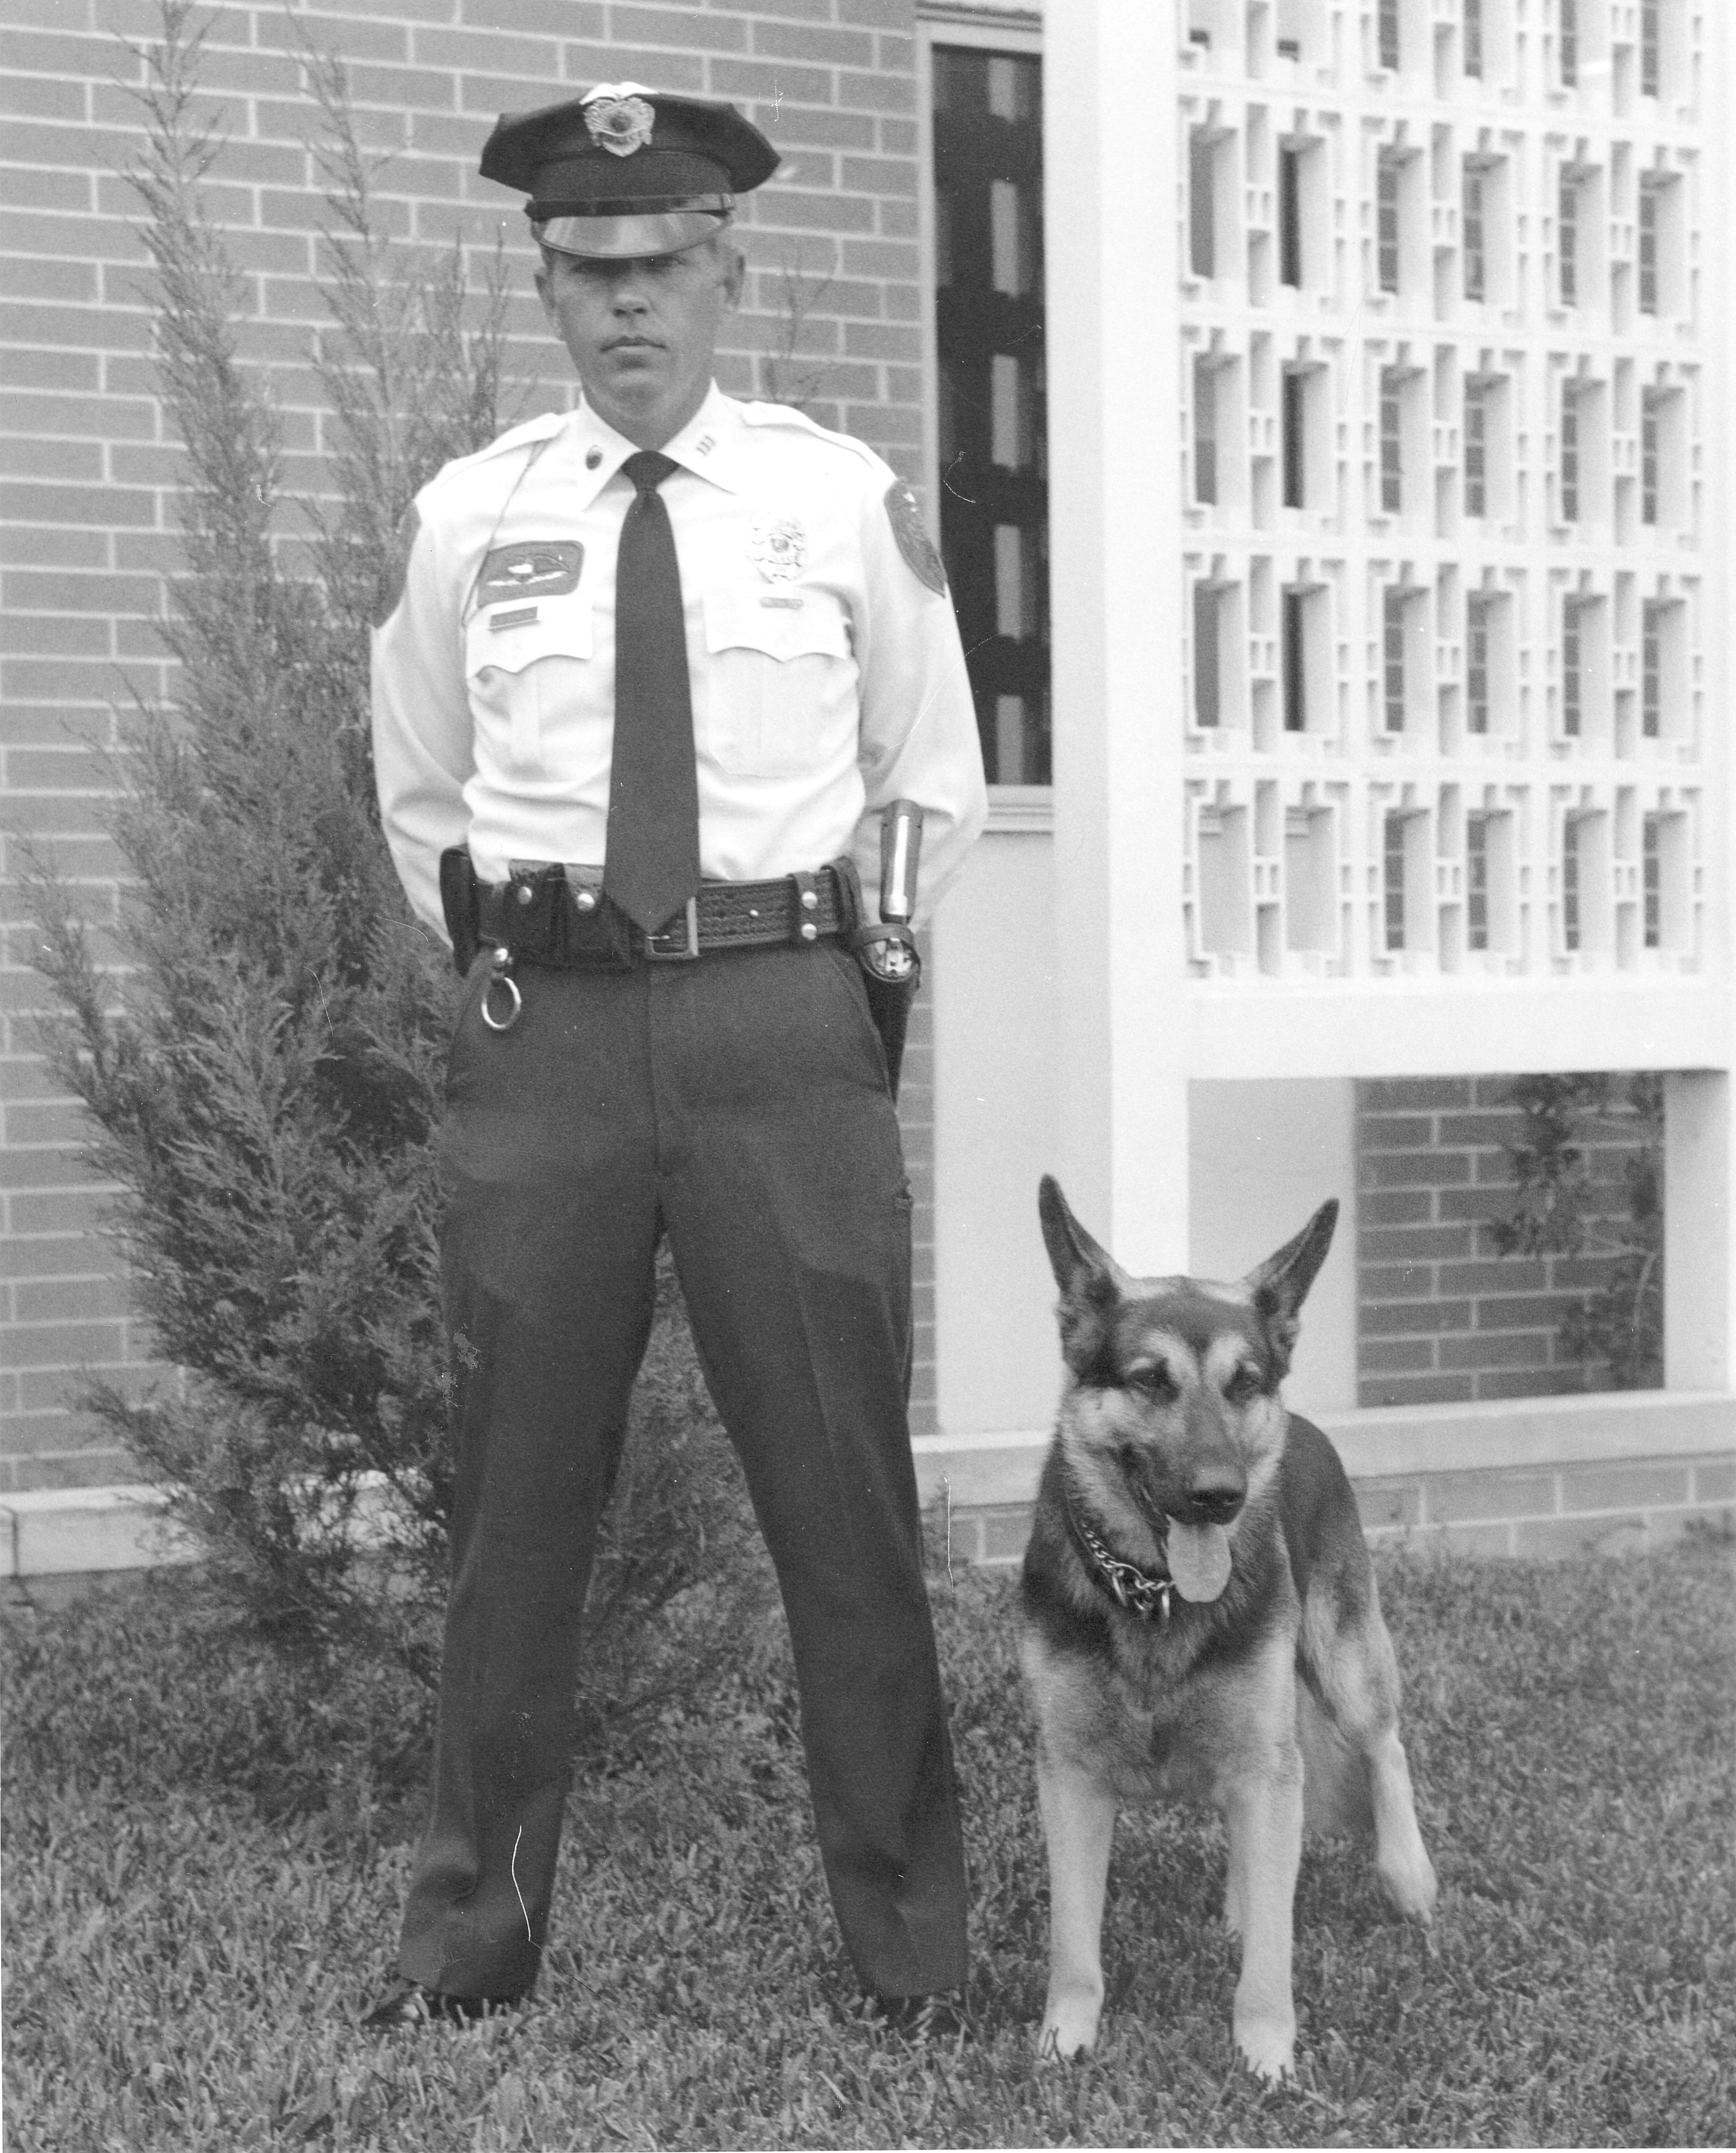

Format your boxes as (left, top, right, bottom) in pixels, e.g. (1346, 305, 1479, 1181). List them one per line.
(1062, 1479, 1175, 1623)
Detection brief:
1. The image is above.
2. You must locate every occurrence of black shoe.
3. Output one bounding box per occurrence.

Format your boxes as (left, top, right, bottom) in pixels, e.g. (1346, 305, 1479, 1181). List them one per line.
(361, 1981, 515, 2030)
(868, 1990, 974, 2043)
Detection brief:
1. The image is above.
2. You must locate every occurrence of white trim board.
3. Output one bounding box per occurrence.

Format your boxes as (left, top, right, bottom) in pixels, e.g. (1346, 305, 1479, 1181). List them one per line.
(913, 1390, 1736, 1507)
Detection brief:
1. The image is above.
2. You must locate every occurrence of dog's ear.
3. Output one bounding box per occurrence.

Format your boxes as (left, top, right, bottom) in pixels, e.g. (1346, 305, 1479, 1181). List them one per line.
(1244, 1198, 1339, 1374)
(1038, 1176, 1127, 1376)
(1038, 1175, 1121, 1294)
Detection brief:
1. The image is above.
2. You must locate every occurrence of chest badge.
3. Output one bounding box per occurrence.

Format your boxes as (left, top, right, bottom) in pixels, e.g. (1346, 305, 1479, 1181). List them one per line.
(477, 542, 584, 605)
(747, 513, 806, 584)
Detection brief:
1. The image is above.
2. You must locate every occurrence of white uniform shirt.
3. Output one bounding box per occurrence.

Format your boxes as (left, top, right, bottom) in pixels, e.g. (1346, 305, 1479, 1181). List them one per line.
(372, 383, 988, 938)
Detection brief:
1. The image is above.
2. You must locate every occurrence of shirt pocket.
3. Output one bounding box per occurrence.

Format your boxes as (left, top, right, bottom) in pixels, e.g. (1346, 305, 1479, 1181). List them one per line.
(701, 585, 852, 777)
(464, 592, 595, 770)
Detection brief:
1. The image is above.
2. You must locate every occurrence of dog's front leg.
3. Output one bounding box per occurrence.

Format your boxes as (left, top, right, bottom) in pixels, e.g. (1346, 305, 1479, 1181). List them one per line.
(1035, 1749, 1117, 2061)
(1221, 1742, 1304, 2083)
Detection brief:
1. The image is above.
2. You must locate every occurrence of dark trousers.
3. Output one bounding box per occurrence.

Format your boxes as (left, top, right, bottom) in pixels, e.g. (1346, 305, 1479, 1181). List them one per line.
(395, 939, 969, 2003)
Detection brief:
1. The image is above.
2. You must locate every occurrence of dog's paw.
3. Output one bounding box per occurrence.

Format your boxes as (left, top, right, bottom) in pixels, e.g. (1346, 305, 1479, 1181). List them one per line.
(1037, 2011, 1099, 2064)
(1378, 1838, 1438, 1924)
(1233, 2011, 1296, 2084)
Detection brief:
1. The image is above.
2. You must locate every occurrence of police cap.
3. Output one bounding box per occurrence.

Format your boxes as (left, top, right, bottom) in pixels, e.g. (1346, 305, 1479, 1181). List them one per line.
(481, 84, 779, 260)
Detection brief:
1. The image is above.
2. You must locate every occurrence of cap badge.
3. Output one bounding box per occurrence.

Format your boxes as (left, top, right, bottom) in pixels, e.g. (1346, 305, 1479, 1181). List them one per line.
(582, 92, 656, 158)
(748, 513, 806, 583)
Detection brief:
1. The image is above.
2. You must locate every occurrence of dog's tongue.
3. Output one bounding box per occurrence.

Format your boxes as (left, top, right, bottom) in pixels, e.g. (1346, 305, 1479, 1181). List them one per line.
(1166, 1518, 1232, 1603)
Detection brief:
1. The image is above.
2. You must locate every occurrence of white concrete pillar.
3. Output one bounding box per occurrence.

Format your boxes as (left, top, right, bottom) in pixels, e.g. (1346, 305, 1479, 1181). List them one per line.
(1188, 1079, 1360, 1414)
(1045, 0, 1189, 1272)
(1664, 1072, 1736, 1390)
(1680, 6, 1736, 1394)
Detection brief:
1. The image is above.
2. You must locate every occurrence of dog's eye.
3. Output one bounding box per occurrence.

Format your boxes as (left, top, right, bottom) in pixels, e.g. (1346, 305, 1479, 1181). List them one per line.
(1129, 1363, 1175, 1400)
(1224, 1364, 1263, 1402)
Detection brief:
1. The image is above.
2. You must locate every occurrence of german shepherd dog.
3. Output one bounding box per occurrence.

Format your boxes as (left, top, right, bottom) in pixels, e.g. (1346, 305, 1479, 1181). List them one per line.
(1021, 1177, 1437, 2081)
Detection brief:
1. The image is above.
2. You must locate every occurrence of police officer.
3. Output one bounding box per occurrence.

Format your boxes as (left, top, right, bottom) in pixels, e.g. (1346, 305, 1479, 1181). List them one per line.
(364, 84, 987, 2029)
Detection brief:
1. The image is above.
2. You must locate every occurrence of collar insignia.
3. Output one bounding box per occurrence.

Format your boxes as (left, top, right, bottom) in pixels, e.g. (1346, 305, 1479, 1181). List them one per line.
(748, 513, 806, 582)
(583, 92, 656, 158)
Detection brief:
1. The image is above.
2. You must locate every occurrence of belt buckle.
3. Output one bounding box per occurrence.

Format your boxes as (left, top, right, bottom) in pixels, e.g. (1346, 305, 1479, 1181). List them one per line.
(643, 897, 701, 961)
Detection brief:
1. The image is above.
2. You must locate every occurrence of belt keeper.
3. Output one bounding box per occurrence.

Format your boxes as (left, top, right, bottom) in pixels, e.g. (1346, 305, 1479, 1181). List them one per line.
(790, 868, 820, 943)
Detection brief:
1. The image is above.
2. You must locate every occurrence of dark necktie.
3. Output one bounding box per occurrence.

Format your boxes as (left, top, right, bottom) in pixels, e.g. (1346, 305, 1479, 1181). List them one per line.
(603, 450, 700, 934)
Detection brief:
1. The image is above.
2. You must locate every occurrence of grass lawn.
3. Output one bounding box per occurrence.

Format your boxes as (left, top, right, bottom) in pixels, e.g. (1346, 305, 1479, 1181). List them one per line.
(4, 1534, 1733, 2150)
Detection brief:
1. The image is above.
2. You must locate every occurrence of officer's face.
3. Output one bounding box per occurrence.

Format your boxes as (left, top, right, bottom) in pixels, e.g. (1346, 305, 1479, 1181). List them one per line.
(537, 237, 745, 448)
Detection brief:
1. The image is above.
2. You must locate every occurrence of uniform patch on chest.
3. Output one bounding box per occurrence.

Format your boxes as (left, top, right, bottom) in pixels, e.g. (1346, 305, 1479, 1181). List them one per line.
(748, 513, 806, 582)
(477, 542, 584, 604)
(884, 481, 947, 596)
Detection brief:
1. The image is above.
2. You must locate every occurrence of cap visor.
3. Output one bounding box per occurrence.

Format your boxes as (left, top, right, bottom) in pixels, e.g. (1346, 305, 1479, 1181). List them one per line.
(534, 210, 730, 259)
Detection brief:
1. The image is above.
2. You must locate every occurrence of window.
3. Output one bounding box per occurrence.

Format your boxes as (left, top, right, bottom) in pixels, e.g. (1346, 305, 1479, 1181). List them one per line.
(1466, 814, 1490, 949)
(1643, 813, 1662, 946)
(1641, 389, 1660, 524)
(931, 41, 1049, 784)
(1194, 582, 1222, 726)
(1282, 369, 1308, 507)
(1558, 169, 1580, 306)
(1560, 383, 1581, 522)
(1637, 172, 1680, 318)
(1562, 595, 1585, 735)
(1189, 129, 1217, 279)
(1467, 592, 1493, 733)
(1464, 375, 1488, 517)
(1562, 817, 1582, 951)
(1637, 175, 1660, 314)
(1462, 161, 1486, 301)
(1379, 0, 1401, 72)
(1194, 356, 1218, 503)
(1383, 586, 1410, 731)
(1640, 0, 1661, 97)
(1377, 153, 1403, 294)
(1278, 145, 1303, 287)
(1384, 814, 1408, 948)
(1282, 588, 1308, 730)
(1642, 600, 1664, 737)
(1560, 0, 1578, 86)
(1379, 369, 1404, 514)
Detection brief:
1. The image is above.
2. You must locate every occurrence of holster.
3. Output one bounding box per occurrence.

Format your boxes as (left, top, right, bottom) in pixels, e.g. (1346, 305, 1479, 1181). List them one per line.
(439, 846, 481, 975)
(834, 859, 922, 1103)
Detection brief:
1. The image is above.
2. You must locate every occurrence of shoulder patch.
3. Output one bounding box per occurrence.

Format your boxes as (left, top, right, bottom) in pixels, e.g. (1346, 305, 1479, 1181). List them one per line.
(884, 480, 947, 597)
(373, 501, 420, 630)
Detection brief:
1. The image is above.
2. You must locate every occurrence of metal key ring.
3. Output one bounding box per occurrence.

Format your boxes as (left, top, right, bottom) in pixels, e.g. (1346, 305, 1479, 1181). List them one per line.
(480, 948, 522, 1033)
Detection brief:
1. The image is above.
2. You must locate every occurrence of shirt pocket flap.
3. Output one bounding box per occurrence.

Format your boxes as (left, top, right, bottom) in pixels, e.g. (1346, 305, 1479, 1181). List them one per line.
(466, 590, 593, 678)
(703, 585, 850, 663)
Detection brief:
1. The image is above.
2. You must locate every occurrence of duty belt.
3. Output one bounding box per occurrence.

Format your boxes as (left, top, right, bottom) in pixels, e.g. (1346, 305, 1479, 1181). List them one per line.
(459, 854, 853, 971)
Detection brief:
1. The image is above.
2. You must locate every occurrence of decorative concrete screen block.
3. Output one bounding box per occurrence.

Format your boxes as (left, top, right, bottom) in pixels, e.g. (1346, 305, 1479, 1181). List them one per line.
(1168, 2, 1710, 1006)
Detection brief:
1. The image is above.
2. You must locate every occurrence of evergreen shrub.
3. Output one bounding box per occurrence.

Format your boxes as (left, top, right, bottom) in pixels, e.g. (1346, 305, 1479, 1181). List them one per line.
(28, 2, 767, 1708)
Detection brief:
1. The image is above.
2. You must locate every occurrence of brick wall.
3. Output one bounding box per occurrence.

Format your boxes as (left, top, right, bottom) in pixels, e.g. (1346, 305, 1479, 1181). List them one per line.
(1356, 1075, 1656, 1410)
(0, 0, 933, 1488)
